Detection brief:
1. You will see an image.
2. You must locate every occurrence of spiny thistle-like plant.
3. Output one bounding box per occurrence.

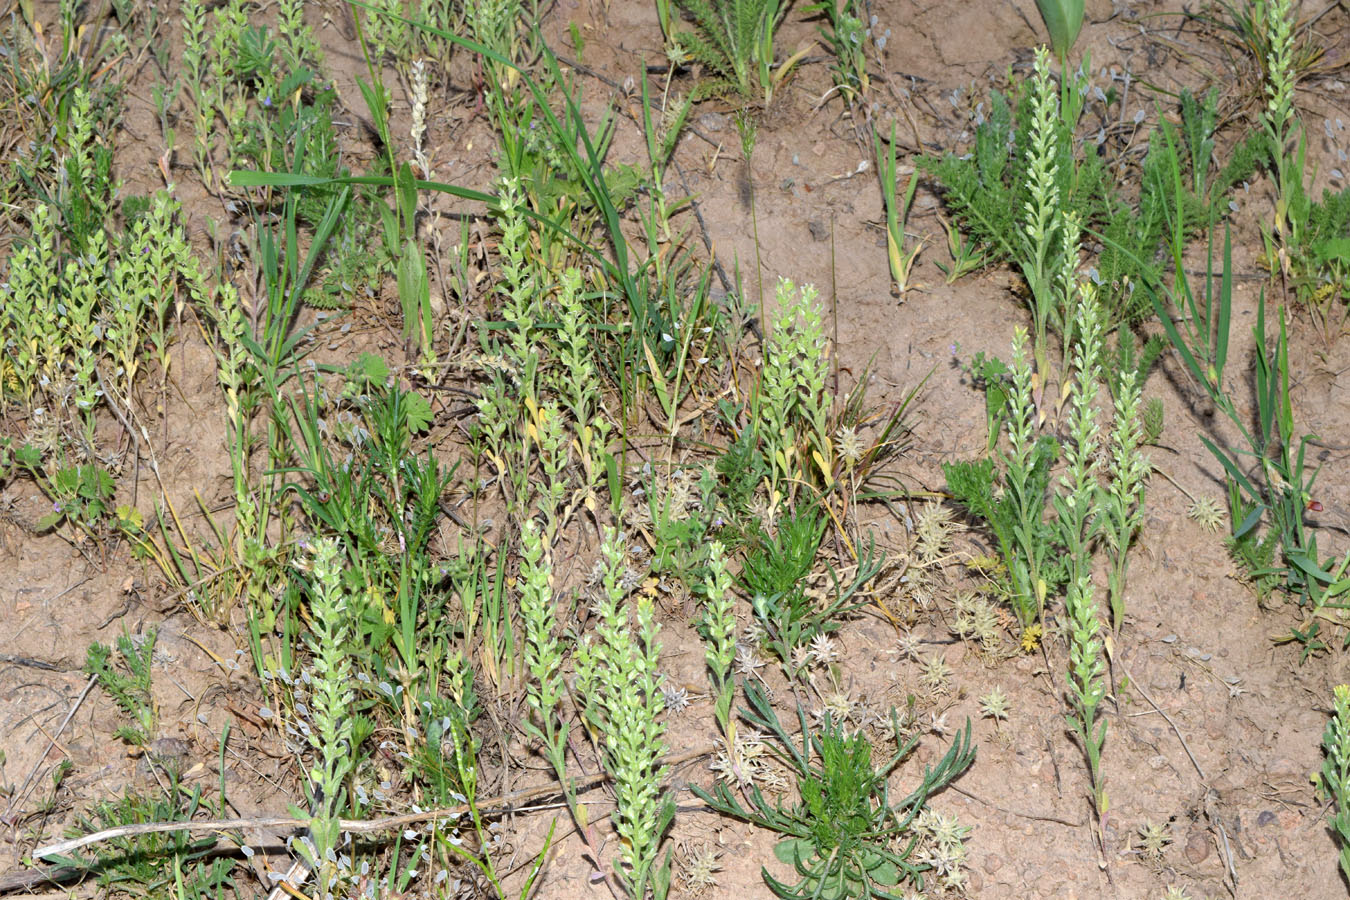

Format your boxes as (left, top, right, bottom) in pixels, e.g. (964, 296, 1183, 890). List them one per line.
(979, 686, 1010, 721)
(1137, 820, 1172, 861)
(1321, 684, 1350, 882)
(574, 528, 675, 898)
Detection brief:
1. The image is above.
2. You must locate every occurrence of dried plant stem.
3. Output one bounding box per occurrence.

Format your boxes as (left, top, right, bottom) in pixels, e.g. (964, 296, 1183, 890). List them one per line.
(31, 745, 717, 862)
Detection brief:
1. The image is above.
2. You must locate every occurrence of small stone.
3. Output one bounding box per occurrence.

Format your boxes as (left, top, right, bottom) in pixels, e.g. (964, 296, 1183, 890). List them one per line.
(1257, 809, 1278, 827)
(1184, 830, 1211, 864)
(807, 220, 827, 242)
(966, 869, 983, 892)
(697, 112, 727, 133)
(983, 853, 1004, 874)
(150, 737, 190, 760)
(1267, 756, 1301, 778)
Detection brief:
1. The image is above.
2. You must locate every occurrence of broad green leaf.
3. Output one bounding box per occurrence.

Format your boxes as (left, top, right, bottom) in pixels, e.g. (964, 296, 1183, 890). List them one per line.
(1035, 0, 1084, 57)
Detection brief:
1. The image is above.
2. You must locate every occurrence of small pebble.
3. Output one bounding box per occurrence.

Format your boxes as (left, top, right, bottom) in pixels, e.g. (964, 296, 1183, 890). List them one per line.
(1185, 830, 1211, 864)
(1268, 757, 1301, 778)
(696, 113, 727, 132)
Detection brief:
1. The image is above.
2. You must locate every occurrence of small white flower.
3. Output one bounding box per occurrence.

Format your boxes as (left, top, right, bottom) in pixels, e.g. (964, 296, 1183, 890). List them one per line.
(808, 633, 839, 666)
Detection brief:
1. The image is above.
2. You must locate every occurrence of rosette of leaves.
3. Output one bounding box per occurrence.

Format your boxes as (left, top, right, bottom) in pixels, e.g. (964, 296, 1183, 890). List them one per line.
(693, 681, 975, 898)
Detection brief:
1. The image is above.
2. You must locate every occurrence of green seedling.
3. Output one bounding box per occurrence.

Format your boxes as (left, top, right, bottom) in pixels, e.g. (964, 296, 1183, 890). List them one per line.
(56, 773, 234, 896)
(86, 629, 158, 747)
(743, 503, 886, 673)
(693, 681, 976, 899)
(956, 349, 1012, 452)
(12, 444, 119, 539)
(804, 0, 886, 105)
(742, 503, 827, 662)
(935, 210, 988, 283)
(874, 124, 923, 297)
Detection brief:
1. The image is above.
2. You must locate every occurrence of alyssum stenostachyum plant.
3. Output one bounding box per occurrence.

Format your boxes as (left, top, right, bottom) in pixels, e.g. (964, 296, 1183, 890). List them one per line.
(692, 680, 975, 898)
(1101, 363, 1150, 630)
(291, 538, 356, 893)
(1259, 0, 1303, 252)
(1, 192, 207, 463)
(701, 541, 738, 743)
(1055, 288, 1110, 821)
(1319, 684, 1350, 881)
(754, 278, 832, 505)
(944, 327, 1060, 637)
(574, 528, 675, 899)
(518, 517, 582, 824)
